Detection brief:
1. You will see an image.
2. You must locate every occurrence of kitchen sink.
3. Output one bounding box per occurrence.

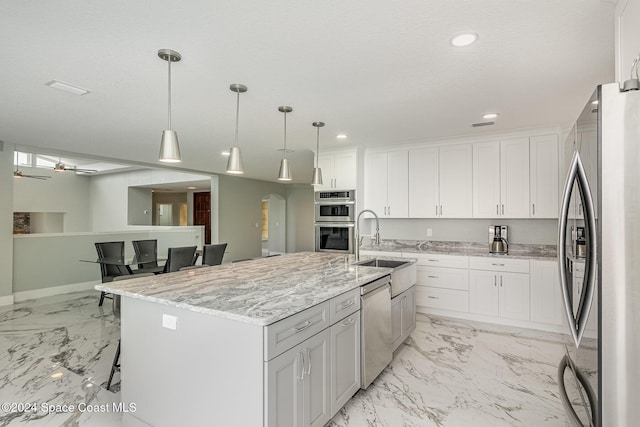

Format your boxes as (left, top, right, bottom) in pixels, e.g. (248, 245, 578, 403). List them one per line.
(356, 258, 417, 297)
(357, 259, 409, 269)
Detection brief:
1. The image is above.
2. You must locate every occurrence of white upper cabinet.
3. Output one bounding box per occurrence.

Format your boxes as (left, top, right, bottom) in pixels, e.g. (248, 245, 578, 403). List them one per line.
(365, 150, 408, 218)
(473, 138, 530, 218)
(316, 151, 357, 191)
(409, 144, 472, 218)
(530, 135, 559, 218)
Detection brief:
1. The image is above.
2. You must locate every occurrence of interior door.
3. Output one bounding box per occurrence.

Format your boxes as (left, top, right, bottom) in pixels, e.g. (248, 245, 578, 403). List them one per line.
(193, 192, 211, 244)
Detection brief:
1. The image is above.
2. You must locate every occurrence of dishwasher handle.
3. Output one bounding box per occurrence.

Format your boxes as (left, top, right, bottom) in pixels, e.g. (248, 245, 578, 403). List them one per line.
(361, 275, 391, 295)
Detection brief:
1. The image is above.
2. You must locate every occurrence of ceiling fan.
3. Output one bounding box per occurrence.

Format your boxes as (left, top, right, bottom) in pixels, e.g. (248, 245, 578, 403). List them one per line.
(53, 160, 97, 173)
(13, 165, 51, 180)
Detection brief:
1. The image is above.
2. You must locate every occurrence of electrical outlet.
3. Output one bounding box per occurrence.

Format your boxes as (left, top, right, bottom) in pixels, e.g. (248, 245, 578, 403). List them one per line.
(427, 228, 433, 237)
(162, 314, 178, 331)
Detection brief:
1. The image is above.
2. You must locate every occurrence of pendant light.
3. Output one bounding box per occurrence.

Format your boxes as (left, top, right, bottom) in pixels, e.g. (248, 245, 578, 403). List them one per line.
(277, 106, 293, 181)
(226, 84, 247, 174)
(158, 49, 182, 163)
(311, 122, 324, 186)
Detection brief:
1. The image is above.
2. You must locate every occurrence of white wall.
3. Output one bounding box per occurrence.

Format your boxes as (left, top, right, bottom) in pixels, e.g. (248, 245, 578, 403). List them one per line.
(90, 169, 212, 231)
(128, 187, 152, 226)
(13, 165, 92, 232)
(0, 142, 14, 303)
(616, 0, 640, 84)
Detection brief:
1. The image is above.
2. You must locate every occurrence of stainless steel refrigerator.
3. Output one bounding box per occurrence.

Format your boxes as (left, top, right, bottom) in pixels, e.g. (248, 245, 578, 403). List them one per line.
(557, 81, 640, 426)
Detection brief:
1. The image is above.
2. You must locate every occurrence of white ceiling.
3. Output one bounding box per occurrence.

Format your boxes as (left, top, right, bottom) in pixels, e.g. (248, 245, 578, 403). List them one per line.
(0, 0, 615, 184)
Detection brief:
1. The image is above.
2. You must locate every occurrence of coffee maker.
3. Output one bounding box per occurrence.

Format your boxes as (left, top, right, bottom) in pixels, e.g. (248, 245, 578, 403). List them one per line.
(572, 226, 586, 258)
(489, 225, 509, 254)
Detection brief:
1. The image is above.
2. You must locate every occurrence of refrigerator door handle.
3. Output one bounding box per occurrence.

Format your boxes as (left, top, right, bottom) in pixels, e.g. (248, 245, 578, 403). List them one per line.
(558, 151, 597, 348)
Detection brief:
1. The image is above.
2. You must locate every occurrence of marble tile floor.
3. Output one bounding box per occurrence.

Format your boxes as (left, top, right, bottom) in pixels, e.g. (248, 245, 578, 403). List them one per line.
(0, 290, 583, 426)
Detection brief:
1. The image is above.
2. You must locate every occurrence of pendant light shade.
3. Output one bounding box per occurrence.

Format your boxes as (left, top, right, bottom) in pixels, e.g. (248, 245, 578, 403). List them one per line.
(277, 106, 293, 181)
(158, 49, 182, 163)
(311, 121, 324, 186)
(226, 84, 247, 174)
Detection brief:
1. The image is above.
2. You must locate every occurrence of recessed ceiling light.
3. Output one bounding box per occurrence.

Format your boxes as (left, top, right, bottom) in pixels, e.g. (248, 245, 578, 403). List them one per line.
(482, 113, 499, 120)
(450, 33, 478, 47)
(336, 134, 347, 140)
(591, 100, 599, 105)
(221, 150, 230, 156)
(187, 186, 196, 190)
(45, 80, 90, 95)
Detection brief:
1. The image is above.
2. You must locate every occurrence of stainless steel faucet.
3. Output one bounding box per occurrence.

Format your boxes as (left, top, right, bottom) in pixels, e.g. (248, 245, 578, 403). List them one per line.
(355, 209, 381, 261)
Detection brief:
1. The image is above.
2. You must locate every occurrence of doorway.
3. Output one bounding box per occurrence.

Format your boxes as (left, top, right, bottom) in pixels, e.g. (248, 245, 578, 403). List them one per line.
(261, 194, 286, 256)
(194, 192, 211, 244)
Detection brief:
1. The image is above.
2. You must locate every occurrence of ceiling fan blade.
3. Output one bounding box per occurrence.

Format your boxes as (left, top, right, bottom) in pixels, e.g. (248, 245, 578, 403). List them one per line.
(23, 174, 51, 179)
(66, 167, 97, 173)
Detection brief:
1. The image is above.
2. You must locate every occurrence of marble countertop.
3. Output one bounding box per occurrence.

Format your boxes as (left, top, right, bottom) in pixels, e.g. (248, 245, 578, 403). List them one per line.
(360, 240, 557, 261)
(96, 252, 391, 326)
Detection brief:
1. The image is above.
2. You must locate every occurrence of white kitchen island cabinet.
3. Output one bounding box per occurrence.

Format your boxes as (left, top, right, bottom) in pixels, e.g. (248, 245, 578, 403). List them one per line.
(97, 252, 389, 427)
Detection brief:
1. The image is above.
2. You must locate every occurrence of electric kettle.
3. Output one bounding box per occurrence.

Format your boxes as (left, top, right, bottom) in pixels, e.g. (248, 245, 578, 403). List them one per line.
(489, 225, 509, 254)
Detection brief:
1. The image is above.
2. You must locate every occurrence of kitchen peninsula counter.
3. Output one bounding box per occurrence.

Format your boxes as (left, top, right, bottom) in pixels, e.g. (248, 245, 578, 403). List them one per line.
(96, 251, 390, 326)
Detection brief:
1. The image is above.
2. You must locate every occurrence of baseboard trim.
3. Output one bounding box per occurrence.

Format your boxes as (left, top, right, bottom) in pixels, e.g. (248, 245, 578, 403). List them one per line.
(0, 294, 15, 307)
(13, 281, 100, 302)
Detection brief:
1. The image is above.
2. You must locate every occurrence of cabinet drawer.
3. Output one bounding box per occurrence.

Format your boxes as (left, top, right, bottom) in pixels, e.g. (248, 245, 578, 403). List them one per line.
(416, 266, 468, 290)
(330, 288, 360, 324)
(468, 256, 529, 273)
(415, 286, 469, 313)
(264, 301, 330, 361)
(412, 253, 468, 269)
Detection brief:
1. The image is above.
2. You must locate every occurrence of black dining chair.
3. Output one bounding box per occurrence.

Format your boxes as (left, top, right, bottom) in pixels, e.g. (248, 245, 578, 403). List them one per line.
(107, 273, 154, 391)
(95, 241, 132, 306)
(131, 239, 164, 274)
(202, 243, 228, 266)
(163, 246, 198, 273)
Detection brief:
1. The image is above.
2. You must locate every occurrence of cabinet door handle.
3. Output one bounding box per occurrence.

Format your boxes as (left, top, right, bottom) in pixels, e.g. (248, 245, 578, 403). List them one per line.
(502, 204, 505, 215)
(494, 276, 497, 287)
(337, 300, 354, 311)
(341, 316, 354, 327)
(500, 276, 503, 287)
(304, 348, 311, 375)
(428, 296, 439, 299)
(388, 206, 391, 215)
(296, 353, 304, 380)
(294, 320, 312, 332)
(428, 275, 439, 278)
(496, 204, 499, 215)
(428, 259, 439, 262)
(440, 205, 443, 216)
(436, 205, 438, 216)
(532, 203, 536, 216)
(492, 263, 505, 266)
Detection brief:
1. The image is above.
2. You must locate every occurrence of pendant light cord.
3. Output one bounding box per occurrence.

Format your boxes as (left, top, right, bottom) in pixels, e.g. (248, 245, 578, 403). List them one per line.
(283, 111, 287, 158)
(167, 56, 172, 130)
(235, 90, 240, 145)
(315, 126, 320, 168)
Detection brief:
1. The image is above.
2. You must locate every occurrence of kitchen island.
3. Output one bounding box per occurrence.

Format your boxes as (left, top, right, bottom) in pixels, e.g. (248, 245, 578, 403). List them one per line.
(96, 252, 392, 427)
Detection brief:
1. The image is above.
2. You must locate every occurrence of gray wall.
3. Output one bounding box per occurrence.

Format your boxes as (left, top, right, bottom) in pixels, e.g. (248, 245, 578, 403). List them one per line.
(285, 184, 315, 253)
(217, 174, 288, 261)
(152, 192, 188, 226)
(128, 187, 152, 226)
(13, 165, 91, 232)
(0, 142, 14, 299)
(368, 218, 558, 245)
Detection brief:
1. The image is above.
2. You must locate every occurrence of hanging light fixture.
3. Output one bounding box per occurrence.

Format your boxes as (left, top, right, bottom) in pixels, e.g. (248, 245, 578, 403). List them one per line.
(277, 106, 293, 181)
(158, 49, 182, 163)
(226, 84, 247, 174)
(311, 122, 324, 186)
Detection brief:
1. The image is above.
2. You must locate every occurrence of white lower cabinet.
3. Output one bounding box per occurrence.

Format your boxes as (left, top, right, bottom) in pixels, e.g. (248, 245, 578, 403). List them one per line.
(330, 312, 360, 414)
(266, 329, 331, 427)
(391, 286, 416, 351)
(530, 259, 564, 326)
(469, 269, 530, 321)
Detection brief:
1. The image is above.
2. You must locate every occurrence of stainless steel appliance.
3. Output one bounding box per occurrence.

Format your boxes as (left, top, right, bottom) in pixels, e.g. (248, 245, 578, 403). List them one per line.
(557, 82, 640, 426)
(314, 190, 356, 222)
(572, 226, 587, 258)
(315, 190, 356, 254)
(314, 222, 354, 253)
(360, 275, 392, 389)
(489, 225, 508, 254)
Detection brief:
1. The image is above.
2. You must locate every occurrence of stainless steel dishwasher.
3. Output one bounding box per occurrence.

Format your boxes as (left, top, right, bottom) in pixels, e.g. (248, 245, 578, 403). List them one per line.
(360, 275, 392, 389)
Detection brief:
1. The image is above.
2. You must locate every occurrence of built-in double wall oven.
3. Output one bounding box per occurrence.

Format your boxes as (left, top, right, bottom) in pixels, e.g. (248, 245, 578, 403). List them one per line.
(314, 190, 355, 254)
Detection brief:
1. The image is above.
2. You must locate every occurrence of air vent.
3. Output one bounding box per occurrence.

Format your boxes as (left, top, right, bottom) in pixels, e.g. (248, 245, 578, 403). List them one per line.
(472, 121, 495, 127)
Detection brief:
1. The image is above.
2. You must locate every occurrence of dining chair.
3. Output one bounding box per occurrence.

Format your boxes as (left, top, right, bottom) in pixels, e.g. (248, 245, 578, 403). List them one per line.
(131, 239, 164, 274)
(107, 273, 154, 391)
(95, 241, 131, 306)
(202, 243, 228, 266)
(163, 246, 197, 273)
